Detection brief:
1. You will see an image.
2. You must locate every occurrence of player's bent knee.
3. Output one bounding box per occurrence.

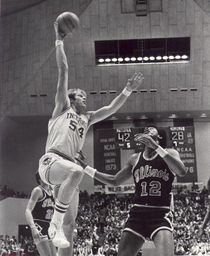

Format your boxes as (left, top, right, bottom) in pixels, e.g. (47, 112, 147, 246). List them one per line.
(69, 168, 83, 181)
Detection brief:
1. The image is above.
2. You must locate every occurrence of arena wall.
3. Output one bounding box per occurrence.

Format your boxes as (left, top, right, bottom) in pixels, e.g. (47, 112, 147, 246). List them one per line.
(0, 197, 28, 238)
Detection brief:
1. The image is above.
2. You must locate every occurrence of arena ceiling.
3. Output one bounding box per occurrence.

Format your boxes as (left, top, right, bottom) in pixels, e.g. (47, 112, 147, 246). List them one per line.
(1, 0, 210, 122)
(0, 0, 46, 17)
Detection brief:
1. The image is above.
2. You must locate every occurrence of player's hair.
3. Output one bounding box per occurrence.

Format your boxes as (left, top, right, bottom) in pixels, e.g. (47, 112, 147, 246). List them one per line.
(35, 171, 41, 185)
(68, 88, 86, 101)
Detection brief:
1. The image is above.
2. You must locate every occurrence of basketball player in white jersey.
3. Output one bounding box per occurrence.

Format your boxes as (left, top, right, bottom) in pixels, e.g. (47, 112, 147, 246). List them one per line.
(25, 172, 56, 256)
(77, 127, 186, 256)
(38, 21, 144, 251)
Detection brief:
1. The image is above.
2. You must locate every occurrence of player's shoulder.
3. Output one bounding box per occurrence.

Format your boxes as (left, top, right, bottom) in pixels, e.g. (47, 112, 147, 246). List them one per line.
(128, 152, 140, 166)
(32, 186, 44, 198)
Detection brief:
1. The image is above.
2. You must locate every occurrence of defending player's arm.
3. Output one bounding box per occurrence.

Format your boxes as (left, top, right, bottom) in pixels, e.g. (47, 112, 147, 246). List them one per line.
(76, 154, 136, 185)
(25, 187, 43, 239)
(52, 22, 70, 119)
(87, 73, 144, 126)
(136, 134, 186, 177)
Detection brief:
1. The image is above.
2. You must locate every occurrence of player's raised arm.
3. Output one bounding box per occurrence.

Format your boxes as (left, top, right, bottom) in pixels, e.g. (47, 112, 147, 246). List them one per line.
(88, 72, 144, 126)
(52, 22, 70, 119)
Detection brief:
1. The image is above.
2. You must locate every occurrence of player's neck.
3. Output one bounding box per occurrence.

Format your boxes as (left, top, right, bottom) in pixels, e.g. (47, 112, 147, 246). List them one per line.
(72, 104, 86, 115)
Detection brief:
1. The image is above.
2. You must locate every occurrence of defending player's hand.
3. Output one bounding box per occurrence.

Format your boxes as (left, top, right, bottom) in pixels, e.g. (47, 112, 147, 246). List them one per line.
(31, 226, 40, 240)
(134, 134, 158, 150)
(54, 22, 66, 40)
(126, 72, 144, 91)
(75, 155, 88, 169)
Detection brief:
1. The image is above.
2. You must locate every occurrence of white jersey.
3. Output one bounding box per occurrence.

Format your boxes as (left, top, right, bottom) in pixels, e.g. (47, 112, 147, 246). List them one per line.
(45, 107, 89, 159)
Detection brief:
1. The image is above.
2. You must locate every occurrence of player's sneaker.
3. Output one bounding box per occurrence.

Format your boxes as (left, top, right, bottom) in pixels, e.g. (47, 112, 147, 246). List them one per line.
(48, 222, 70, 248)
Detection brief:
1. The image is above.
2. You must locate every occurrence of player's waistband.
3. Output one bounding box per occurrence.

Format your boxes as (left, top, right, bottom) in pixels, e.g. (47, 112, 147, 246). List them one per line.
(131, 204, 170, 212)
(47, 149, 75, 162)
(34, 219, 51, 223)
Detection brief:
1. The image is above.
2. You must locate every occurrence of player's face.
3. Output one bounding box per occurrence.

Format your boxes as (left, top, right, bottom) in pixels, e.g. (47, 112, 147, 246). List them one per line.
(74, 90, 87, 113)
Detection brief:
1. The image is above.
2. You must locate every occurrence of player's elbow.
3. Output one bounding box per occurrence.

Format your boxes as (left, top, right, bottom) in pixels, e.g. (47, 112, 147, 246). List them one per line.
(177, 166, 187, 177)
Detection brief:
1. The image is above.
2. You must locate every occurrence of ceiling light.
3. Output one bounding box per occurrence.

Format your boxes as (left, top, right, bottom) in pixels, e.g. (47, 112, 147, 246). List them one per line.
(200, 113, 207, 118)
(125, 57, 130, 62)
(175, 55, 181, 59)
(163, 56, 168, 60)
(112, 58, 117, 62)
(182, 55, 188, 59)
(156, 56, 162, 60)
(137, 57, 143, 61)
(131, 57, 136, 61)
(143, 57, 149, 61)
(169, 114, 177, 118)
(169, 55, 175, 60)
(98, 58, 104, 63)
(149, 56, 155, 61)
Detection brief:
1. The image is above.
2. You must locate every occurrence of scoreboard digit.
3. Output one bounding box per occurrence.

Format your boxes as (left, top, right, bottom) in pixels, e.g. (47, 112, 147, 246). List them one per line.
(116, 128, 132, 149)
(115, 127, 144, 150)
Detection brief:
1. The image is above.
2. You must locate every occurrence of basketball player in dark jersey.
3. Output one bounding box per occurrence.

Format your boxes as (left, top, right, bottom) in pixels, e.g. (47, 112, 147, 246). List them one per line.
(77, 127, 186, 256)
(25, 172, 56, 256)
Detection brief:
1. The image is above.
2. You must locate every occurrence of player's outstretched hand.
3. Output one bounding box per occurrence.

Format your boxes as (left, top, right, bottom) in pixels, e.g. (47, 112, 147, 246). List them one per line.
(126, 72, 144, 91)
(31, 226, 40, 240)
(54, 22, 66, 40)
(134, 134, 158, 150)
(75, 155, 88, 169)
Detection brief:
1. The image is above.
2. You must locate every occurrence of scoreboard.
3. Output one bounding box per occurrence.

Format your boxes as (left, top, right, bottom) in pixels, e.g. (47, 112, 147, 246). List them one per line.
(95, 126, 197, 183)
(169, 126, 197, 182)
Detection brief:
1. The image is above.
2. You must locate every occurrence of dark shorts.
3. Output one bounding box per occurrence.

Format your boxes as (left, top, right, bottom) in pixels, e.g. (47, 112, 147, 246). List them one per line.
(34, 220, 50, 240)
(123, 207, 173, 241)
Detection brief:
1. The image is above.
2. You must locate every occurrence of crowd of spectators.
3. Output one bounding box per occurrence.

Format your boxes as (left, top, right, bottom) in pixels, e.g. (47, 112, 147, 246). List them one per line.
(1, 184, 210, 255)
(0, 235, 38, 256)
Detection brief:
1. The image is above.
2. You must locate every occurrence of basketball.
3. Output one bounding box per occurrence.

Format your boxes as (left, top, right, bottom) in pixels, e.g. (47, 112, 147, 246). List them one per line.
(56, 12, 80, 36)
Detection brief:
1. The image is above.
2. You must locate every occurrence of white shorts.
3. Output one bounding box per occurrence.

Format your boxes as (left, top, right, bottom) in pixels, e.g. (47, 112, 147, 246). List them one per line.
(38, 152, 62, 185)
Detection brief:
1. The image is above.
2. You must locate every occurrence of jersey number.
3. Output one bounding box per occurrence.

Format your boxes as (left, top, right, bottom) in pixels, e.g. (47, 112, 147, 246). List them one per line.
(140, 181, 161, 196)
(69, 120, 84, 138)
(45, 209, 54, 220)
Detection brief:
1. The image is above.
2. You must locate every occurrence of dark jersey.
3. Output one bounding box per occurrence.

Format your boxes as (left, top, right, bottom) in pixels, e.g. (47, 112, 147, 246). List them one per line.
(32, 186, 54, 223)
(132, 152, 175, 209)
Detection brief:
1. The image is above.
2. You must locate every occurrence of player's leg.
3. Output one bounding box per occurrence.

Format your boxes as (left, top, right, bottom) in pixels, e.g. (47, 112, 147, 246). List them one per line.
(153, 229, 174, 256)
(35, 239, 56, 256)
(44, 158, 83, 248)
(58, 189, 79, 256)
(117, 231, 144, 256)
(48, 240, 57, 256)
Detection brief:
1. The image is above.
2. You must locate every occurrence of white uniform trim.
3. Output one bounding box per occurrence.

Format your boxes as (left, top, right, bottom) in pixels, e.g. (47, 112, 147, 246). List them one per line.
(133, 204, 170, 210)
(150, 226, 173, 240)
(123, 228, 146, 242)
